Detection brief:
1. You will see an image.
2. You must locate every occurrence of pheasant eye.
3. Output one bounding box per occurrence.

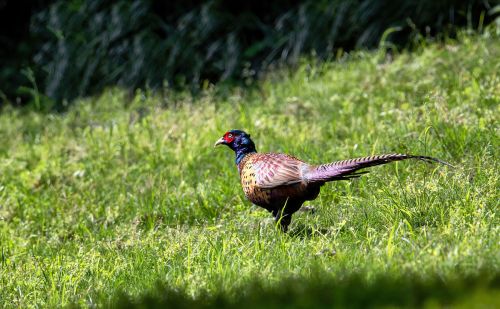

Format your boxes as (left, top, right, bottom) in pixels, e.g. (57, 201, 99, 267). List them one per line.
(227, 134, 233, 138)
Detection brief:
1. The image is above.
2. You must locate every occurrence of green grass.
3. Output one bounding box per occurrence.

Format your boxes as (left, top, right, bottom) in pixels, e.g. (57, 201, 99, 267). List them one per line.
(0, 31, 499, 307)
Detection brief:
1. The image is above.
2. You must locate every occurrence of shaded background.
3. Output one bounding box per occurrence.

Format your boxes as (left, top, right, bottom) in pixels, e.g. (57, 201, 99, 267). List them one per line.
(0, 0, 497, 109)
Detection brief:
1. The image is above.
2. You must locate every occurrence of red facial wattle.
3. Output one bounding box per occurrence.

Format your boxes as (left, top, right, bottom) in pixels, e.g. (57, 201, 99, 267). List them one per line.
(224, 132, 235, 143)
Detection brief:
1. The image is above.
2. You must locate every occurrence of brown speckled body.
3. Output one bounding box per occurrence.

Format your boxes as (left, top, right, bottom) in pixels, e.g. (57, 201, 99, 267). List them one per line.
(239, 154, 272, 207)
(238, 153, 322, 219)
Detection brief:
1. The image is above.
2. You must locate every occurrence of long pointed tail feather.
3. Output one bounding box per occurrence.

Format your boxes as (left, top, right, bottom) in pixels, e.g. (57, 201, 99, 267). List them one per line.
(306, 154, 453, 183)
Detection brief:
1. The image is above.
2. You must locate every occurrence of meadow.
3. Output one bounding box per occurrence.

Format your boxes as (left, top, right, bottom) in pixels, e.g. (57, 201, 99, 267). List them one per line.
(0, 31, 498, 307)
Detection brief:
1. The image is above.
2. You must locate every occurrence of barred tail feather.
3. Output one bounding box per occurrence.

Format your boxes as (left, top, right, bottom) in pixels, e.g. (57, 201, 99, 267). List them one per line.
(306, 153, 453, 183)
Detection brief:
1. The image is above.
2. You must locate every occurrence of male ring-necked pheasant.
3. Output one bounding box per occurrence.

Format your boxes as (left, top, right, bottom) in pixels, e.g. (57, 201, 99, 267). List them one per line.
(215, 130, 451, 232)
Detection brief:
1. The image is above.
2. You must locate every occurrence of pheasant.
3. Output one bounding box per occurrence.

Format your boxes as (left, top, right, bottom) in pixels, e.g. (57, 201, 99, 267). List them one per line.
(215, 130, 452, 232)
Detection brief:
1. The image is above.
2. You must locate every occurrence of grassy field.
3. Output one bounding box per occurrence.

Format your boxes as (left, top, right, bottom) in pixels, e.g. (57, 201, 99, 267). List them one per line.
(0, 31, 499, 307)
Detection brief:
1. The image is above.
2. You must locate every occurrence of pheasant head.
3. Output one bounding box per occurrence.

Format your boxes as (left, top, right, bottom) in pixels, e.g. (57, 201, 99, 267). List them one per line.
(214, 130, 257, 164)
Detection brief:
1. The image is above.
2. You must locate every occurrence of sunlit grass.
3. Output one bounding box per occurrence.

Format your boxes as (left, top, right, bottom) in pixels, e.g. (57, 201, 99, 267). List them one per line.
(0, 31, 498, 307)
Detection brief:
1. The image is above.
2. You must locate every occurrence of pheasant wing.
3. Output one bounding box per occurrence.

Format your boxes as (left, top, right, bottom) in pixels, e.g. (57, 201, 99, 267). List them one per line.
(252, 153, 306, 189)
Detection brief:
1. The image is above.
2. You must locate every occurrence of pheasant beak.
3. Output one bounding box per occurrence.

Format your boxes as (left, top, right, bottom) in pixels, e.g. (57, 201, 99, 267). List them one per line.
(214, 137, 226, 147)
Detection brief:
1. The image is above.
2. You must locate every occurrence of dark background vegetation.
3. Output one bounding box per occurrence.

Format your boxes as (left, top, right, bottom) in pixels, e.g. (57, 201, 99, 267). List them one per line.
(0, 0, 498, 109)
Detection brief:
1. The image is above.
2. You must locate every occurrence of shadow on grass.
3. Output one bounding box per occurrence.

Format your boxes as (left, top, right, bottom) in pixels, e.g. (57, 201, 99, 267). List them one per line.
(109, 270, 499, 308)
